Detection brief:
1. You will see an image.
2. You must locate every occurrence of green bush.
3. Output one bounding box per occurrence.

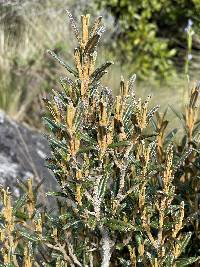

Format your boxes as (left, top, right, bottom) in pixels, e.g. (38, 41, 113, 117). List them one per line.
(97, 0, 200, 79)
(0, 11, 200, 267)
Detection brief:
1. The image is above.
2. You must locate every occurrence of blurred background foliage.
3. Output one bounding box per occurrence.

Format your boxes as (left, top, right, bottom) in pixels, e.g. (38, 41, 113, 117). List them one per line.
(97, 0, 200, 79)
(0, 0, 199, 129)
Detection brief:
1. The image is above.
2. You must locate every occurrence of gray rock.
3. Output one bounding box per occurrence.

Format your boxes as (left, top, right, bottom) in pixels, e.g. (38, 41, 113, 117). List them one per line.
(0, 110, 58, 205)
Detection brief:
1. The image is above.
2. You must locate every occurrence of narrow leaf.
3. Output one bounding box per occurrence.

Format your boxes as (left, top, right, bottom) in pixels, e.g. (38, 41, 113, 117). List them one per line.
(47, 50, 78, 77)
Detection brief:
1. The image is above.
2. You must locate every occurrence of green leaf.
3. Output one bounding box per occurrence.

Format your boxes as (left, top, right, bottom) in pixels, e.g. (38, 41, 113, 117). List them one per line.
(116, 243, 126, 251)
(15, 210, 29, 220)
(174, 149, 192, 171)
(91, 61, 113, 80)
(19, 230, 39, 242)
(150, 118, 158, 131)
(160, 251, 175, 266)
(47, 50, 78, 77)
(78, 131, 96, 145)
(176, 256, 200, 267)
(34, 178, 45, 194)
(84, 34, 101, 55)
(165, 128, 178, 144)
(46, 191, 67, 198)
(105, 218, 134, 232)
(118, 258, 131, 267)
(48, 137, 68, 151)
(78, 145, 97, 153)
(178, 232, 192, 254)
(43, 117, 59, 131)
(108, 140, 130, 149)
(169, 105, 186, 131)
(193, 121, 200, 136)
(13, 194, 28, 214)
(98, 174, 109, 198)
(168, 48, 176, 57)
(123, 99, 134, 133)
(91, 70, 108, 84)
(63, 220, 81, 230)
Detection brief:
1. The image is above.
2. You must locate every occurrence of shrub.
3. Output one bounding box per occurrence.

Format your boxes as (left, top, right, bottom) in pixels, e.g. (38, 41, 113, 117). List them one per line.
(0, 11, 200, 266)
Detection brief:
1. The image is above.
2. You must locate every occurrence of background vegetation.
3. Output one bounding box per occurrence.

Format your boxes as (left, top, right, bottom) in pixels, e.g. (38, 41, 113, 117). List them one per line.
(97, 0, 200, 79)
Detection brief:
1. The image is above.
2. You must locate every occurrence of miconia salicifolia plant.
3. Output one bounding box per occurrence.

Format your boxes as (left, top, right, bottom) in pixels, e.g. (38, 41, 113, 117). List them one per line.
(0, 11, 199, 267)
(43, 11, 200, 266)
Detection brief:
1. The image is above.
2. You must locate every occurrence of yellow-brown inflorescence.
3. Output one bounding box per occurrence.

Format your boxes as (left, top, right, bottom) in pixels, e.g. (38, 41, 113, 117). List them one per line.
(0, 188, 17, 264)
(185, 82, 199, 141)
(114, 96, 127, 141)
(66, 102, 80, 156)
(97, 99, 114, 157)
(0, 178, 43, 266)
(23, 242, 33, 267)
(74, 14, 100, 100)
(135, 95, 151, 131)
(27, 178, 35, 219)
(75, 169, 83, 206)
(155, 111, 168, 162)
